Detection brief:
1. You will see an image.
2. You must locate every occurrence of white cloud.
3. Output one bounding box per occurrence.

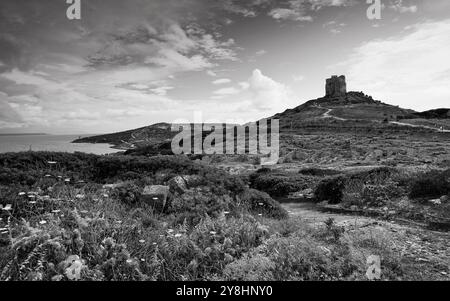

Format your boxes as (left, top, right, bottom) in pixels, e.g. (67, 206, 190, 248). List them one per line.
(150, 86, 174, 96)
(268, 8, 313, 22)
(212, 78, 232, 85)
(146, 49, 213, 71)
(213, 86, 240, 96)
(244, 69, 295, 111)
(389, 0, 418, 13)
(338, 20, 450, 111)
(268, 0, 356, 22)
(209, 69, 295, 117)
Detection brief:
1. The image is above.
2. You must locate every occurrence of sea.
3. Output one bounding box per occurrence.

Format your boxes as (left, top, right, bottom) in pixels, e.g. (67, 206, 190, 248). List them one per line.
(0, 134, 118, 155)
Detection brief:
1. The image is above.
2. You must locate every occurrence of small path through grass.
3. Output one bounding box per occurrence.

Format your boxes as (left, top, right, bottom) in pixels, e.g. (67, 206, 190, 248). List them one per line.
(281, 201, 450, 280)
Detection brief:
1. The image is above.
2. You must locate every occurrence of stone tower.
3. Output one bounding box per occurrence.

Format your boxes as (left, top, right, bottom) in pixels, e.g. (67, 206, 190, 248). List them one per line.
(325, 75, 347, 98)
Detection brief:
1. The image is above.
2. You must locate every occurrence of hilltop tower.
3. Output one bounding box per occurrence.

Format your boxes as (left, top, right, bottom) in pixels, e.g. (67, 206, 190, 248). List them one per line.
(325, 75, 347, 98)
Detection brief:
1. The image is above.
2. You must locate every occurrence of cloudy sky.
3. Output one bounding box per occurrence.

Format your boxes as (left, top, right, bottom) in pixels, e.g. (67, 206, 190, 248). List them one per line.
(1, 0, 449, 134)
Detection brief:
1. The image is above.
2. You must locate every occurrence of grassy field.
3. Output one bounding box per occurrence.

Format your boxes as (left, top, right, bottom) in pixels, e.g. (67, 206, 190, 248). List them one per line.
(1, 126, 449, 281)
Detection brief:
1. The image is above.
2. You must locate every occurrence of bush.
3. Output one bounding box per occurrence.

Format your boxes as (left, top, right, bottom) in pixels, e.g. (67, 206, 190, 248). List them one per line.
(314, 176, 346, 204)
(249, 171, 313, 197)
(409, 169, 450, 199)
(169, 188, 233, 225)
(111, 182, 142, 206)
(360, 181, 404, 207)
(238, 189, 288, 219)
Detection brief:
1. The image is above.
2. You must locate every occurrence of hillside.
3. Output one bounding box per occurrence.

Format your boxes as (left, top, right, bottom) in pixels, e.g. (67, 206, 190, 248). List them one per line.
(73, 123, 176, 150)
(413, 109, 450, 119)
(270, 91, 424, 132)
(73, 77, 450, 151)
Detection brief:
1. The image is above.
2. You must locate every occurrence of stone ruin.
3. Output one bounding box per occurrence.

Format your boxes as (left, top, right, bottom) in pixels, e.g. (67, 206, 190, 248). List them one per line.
(325, 75, 347, 98)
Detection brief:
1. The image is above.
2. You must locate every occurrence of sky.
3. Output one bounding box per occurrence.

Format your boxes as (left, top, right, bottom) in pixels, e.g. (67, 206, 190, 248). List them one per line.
(0, 0, 449, 134)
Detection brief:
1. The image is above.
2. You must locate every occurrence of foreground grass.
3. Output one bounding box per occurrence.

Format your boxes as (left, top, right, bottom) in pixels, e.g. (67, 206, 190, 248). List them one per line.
(0, 183, 408, 281)
(0, 151, 444, 281)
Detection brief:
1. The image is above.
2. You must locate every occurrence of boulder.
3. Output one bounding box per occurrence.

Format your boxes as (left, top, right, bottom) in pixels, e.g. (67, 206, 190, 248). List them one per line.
(182, 175, 204, 188)
(141, 185, 170, 212)
(289, 188, 314, 199)
(429, 199, 442, 206)
(440, 195, 449, 203)
(168, 176, 188, 194)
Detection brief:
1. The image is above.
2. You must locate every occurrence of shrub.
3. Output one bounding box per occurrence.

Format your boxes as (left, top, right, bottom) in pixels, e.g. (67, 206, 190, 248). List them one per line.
(249, 171, 313, 197)
(238, 189, 288, 219)
(409, 169, 450, 199)
(169, 188, 233, 225)
(314, 176, 346, 204)
(360, 181, 404, 207)
(111, 182, 142, 206)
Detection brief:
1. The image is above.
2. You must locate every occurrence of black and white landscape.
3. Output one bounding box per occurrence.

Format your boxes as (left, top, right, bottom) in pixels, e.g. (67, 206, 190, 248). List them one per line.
(0, 0, 449, 282)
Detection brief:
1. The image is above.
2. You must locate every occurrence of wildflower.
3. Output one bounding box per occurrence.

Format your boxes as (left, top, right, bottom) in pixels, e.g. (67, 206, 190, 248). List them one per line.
(210, 231, 217, 235)
(152, 242, 157, 245)
(139, 239, 146, 243)
(18, 192, 26, 196)
(29, 201, 37, 204)
(174, 233, 182, 238)
(224, 253, 234, 263)
(1, 204, 12, 211)
(47, 161, 57, 164)
(75, 194, 85, 199)
(141, 259, 146, 262)
(45, 174, 52, 178)
(64, 255, 85, 281)
(258, 202, 264, 206)
(126, 259, 133, 264)
(258, 213, 263, 216)
(64, 178, 71, 182)
(223, 238, 233, 248)
(52, 210, 61, 213)
(224, 211, 230, 215)
(167, 229, 174, 234)
(39, 220, 47, 225)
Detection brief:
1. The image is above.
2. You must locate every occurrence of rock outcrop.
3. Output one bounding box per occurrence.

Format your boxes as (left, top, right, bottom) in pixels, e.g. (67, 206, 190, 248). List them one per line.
(140, 185, 170, 212)
(325, 75, 347, 98)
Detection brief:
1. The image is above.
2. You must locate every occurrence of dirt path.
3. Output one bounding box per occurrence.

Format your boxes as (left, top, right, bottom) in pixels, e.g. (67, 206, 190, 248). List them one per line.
(283, 202, 374, 226)
(313, 104, 449, 133)
(282, 202, 450, 280)
(322, 108, 348, 121)
(390, 121, 450, 133)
